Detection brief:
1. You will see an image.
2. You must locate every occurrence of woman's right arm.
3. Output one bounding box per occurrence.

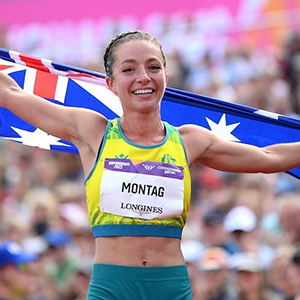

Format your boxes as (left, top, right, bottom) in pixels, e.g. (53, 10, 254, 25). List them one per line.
(0, 71, 107, 149)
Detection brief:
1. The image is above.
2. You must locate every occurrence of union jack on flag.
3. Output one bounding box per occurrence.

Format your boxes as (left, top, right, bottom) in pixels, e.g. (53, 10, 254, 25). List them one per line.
(0, 48, 122, 153)
(1, 48, 300, 179)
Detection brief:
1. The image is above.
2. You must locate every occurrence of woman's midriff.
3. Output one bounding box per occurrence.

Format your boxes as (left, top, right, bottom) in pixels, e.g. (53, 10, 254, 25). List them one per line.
(94, 236, 185, 266)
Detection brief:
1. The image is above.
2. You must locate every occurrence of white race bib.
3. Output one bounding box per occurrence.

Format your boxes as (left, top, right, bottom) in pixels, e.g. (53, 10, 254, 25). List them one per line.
(100, 159, 184, 219)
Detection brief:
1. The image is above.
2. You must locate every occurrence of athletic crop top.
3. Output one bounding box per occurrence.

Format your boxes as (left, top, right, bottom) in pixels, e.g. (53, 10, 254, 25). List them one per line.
(84, 118, 191, 239)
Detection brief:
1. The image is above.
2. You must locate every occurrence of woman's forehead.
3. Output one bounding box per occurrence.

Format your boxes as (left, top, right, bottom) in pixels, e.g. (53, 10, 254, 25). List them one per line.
(114, 40, 163, 61)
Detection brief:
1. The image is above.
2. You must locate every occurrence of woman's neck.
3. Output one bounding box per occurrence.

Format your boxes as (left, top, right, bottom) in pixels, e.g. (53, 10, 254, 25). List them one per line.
(120, 112, 165, 145)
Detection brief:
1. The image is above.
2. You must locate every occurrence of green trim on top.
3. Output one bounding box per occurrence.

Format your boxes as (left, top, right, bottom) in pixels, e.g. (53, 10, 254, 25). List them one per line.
(84, 120, 112, 185)
(117, 118, 169, 149)
(174, 126, 189, 165)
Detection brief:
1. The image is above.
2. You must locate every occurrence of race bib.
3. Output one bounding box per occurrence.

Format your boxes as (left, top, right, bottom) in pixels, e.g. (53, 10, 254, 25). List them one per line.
(100, 158, 184, 219)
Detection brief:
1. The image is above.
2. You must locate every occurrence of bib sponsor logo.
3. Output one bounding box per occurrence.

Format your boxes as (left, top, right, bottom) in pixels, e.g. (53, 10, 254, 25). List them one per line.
(120, 202, 163, 217)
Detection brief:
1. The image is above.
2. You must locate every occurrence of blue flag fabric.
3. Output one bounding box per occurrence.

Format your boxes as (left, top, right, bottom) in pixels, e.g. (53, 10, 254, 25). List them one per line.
(1, 48, 300, 179)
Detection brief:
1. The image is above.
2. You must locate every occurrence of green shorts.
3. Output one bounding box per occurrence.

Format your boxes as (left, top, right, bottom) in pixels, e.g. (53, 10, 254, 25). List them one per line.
(87, 263, 192, 300)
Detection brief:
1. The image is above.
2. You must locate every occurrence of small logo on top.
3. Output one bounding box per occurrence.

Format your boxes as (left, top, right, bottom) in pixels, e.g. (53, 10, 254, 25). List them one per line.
(142, 164, 156, 171)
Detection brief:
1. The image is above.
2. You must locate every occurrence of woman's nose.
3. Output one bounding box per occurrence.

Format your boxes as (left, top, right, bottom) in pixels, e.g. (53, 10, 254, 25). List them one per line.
(136, 68, 151, 83)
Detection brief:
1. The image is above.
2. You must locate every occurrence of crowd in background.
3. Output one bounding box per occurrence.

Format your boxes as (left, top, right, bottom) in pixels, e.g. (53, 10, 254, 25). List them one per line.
(1, 14, 300, 300)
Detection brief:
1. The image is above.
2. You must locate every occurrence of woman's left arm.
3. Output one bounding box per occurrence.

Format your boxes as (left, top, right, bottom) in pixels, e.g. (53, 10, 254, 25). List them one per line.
(179, 124, 300, 173)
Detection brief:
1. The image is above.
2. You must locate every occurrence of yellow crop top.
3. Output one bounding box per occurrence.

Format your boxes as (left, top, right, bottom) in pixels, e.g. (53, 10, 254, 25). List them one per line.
(84, 118, 191, 239)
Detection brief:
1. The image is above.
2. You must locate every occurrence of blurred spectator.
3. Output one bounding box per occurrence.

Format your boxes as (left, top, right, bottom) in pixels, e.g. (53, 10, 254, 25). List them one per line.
(289, 245, 300, 300)
(196, 247, 236, 300)
(278, 197, 300, 245)
(64, 267, 91, 300)
(201, 209, 239, 255)
(31, 152, 62, 188)
(166, 49, 189, 90)
(54, 152, 84, 182)
(267, 245, 297, 300)
(223, 45, 257, 87)
(282, 32, 300, 114)
(43, 230, 78, 297)
(24, 187, 59, 236)
(224, 206, 257, 234)
(232, 252, 279, 300)
(0, 241, 38, 299)
(1, 215, 29, 245)
(224, 206, 275, 268)
(181, 239, 204, 298)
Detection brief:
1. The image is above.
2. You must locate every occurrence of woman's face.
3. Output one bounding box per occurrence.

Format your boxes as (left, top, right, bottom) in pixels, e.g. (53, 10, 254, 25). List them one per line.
(106, 40, 168, 114)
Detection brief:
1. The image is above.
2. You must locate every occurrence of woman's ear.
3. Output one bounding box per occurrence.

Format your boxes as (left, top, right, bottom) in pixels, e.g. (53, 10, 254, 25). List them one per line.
(106, 76, 117, 95)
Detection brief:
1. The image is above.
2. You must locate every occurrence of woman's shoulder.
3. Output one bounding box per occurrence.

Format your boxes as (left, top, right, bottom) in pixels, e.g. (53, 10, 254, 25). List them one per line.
(73, 110, 109, 150)
(177, 123, 212, 138)
(176, 124, 214, 166)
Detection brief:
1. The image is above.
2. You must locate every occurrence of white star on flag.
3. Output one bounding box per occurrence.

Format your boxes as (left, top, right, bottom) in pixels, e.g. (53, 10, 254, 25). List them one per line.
(5, 127, 71, 150)
(206, 113, 240, 142)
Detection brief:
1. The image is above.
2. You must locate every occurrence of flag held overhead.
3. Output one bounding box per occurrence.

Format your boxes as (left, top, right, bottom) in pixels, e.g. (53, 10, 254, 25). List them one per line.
(1, 48, 300, 178)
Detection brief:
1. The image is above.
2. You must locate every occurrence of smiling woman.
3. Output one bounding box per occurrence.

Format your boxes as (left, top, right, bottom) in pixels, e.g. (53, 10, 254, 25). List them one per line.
(1, 30, 300, 300)
(103, 32, 167, 119)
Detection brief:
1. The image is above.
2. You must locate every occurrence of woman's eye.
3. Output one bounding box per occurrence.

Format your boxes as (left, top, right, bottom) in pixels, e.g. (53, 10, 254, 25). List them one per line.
(123, 67, 134, 72)
(150, 65, 161, 70)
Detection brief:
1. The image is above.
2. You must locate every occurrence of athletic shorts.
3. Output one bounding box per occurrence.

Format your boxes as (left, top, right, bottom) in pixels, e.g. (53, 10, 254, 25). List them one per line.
(87, 263, 192, 300)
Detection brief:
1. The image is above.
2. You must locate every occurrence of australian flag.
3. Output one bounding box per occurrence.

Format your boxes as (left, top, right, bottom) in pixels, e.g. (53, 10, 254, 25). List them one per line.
(1, 48, 300, 179)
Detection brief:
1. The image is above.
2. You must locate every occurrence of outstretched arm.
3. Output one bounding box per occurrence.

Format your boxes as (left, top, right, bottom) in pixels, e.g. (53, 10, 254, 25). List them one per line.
(0, 71, 107, 147)
(180, 124, 300, 174)
(0, 71, 108, 176)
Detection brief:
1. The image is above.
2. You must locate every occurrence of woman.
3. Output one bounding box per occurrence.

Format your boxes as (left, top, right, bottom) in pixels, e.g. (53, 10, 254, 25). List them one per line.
(1, 30, 300, 299)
